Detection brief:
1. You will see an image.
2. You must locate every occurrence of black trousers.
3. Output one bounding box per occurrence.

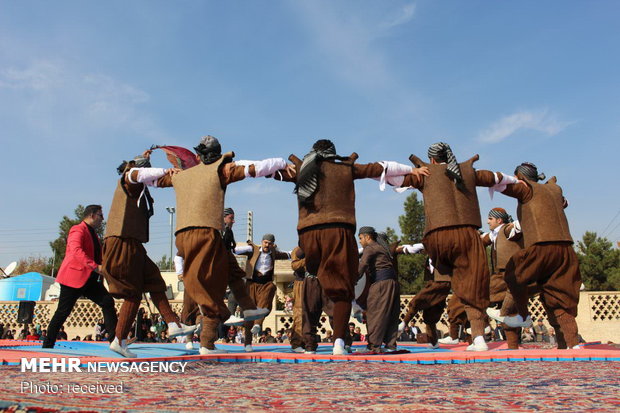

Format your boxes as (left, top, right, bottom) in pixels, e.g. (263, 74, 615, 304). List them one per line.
(44, 274, 117, 348)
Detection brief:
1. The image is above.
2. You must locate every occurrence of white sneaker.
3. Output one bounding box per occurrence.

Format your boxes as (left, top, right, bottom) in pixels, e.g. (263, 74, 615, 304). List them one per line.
(292, 347, 305, 353)
(570, 345, 583, 350)
(243, 308, 270, 321)
(185, 341, 194, 350)
(486, 308, 504, 323)
(466, 336, 489, 351)
(465, 326, 492, 335)
(333, 338, 346, 355)
(223, 315, 245, 326)
(168, 323, 198, 338)
(199, 347, 227, 355)
(398, 321, 406, 333)
(304, 350, 316, 354)
(251, 325, 261, 335)
(110, 338, 136, 358)
(245, 345, 254, 352)
(466, 342, 489, 351)
(438, 337, 459, 345)
(426, 343, 439, 350)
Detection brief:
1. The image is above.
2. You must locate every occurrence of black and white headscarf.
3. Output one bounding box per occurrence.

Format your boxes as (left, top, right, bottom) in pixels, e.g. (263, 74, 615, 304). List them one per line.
(514, 162, 546, 182)
(488, 208, 513, 223)
(427, 142, 463, 185)
(295, 141, 338, 205)
(194, 135, 222, 165)
(376, 232, 393, 259)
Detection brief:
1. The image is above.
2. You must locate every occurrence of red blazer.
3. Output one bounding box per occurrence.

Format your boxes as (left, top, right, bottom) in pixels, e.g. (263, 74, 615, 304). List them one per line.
(55, 221, 100, 288)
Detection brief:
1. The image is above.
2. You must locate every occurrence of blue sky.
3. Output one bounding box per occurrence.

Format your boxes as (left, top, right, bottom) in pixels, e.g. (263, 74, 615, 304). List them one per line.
(1, 1, 619, 267)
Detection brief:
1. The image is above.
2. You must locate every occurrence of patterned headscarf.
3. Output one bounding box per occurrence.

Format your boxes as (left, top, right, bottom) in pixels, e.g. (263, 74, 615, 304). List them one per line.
(295, 139, 339, 205)
(358, 226, 376, 236)
(194, 135, 222, 165)
(427, 142, 463, 186)
(514, 162, 546, 182)
(376, 232, 393, 259)
(488, 207, 513, 223)
(223, 207, 235, 217)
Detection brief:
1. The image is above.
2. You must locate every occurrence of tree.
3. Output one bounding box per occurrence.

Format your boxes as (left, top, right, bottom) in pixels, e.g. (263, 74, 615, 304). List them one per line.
(156, 255, 173, 271)
(14, 255, 51, 275)
(49, 205, 105, 276)
(576, 232, 620, 291)
(388, 192, 428, 294)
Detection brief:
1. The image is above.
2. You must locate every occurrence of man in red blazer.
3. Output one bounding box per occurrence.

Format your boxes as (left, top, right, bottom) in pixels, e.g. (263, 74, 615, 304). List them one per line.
(43, 205, 118, 348)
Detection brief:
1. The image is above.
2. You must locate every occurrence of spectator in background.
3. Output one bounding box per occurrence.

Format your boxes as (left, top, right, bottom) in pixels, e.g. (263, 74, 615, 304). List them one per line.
(2, 329, 14, 339)
(398, 326, 415, 342)
(533, 319, 549, 342)
(83, 334, 93, 341)
(72, 336, 81, 341)
(322, 330, 334, 343)
(40, 330, 47, 342)
(263, 328, 276, 343)
(235, 328, 244, 344)
(26, 328, 40, 340)
(57, 326, 68, 340)
(158, 330, 170, 343)
(350, 324, 361, 341)
(354, 326, 365, 343)
(275, 330, 284, 343)
(548, 328, 557, 346)
(144, 331, 156, 343)
(227, 326, 237, 343)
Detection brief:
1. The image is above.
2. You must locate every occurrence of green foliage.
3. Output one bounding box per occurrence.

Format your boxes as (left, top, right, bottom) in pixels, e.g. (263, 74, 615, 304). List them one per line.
(49, 205, 105, 276)
(576, 232, 620, 291)
(387, 192, 427, 294)
(156, 255, 173, 271)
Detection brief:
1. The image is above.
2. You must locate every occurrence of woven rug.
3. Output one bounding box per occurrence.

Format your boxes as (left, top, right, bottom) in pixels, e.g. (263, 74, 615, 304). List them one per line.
(1, 360, 618, 412)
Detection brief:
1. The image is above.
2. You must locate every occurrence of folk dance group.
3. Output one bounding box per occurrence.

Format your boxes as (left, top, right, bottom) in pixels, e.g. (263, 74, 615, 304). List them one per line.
(44, 135, 581, 357)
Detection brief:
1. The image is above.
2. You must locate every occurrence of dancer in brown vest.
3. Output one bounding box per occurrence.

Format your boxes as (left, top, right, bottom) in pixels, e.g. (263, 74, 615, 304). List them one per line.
(401, 142, 518, 351)
(103, 152, 197, 357)
(397, 243, 453, 348)
(487, 162, 581, 349)
(157, 136, 287, 354)
(358, 226, 400, 353)
(234, 234, 291, 351)
(288, 246, 307, 353)
(178, 207, 270, 350)
(276, 139, 428, 355)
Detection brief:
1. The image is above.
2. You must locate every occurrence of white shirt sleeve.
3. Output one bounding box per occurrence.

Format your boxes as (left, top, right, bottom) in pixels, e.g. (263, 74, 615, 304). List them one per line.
(233, 245, 253, 255)
(173, 255, 184, 276)
(127, 167, 167, 187)
(402, 243, 425, 254)
(235, 158, 287, 178)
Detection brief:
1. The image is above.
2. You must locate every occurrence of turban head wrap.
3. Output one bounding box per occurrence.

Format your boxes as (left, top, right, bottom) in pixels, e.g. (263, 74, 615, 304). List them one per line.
(488, 207, 513, 223)
(295, 139, 340, 206)
(514, 162, 546, 182)
(194, 135, 222, 165)
(427, 142, 463, 186)
(358, 226, 376, 236)
(262, 233, 275, 242)
(115, 154, 151, 175)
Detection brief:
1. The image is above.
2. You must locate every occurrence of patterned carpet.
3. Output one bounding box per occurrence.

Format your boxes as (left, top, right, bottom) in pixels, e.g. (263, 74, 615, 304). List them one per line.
(1, 360, 618, 412)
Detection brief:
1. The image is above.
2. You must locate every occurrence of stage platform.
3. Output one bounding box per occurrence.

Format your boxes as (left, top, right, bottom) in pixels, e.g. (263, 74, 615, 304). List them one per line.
(1, 339, 619, 366)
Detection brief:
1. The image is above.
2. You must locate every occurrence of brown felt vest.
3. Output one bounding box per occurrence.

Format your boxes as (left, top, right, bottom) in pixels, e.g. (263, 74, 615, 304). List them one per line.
(290, 153, 358, 231)
(244, 242, 277, 280)
(491, 224, 524, 272)
(517, 177, 573, 247)
(104, 177, 150, 243)
(410, 154, 482, 236)
(172, 152, 233, 233)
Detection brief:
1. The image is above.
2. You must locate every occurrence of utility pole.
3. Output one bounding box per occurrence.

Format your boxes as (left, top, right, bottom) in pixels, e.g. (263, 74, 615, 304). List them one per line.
(166, 207, 176, 270)
(246, 210, 253, 243)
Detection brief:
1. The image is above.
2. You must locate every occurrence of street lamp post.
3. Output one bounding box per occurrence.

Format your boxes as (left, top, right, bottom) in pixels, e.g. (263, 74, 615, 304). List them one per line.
(166, 207, 176, 271)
